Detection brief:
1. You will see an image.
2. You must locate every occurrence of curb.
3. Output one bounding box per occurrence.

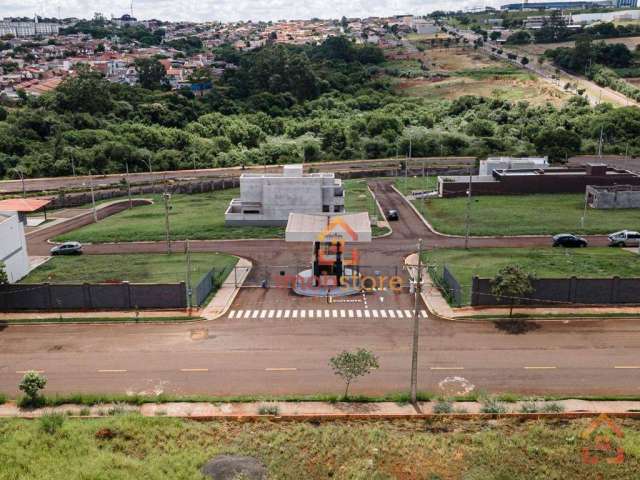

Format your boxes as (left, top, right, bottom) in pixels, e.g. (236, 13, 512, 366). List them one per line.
(367, 184, 393, 239)
(202, 257, 253, 320)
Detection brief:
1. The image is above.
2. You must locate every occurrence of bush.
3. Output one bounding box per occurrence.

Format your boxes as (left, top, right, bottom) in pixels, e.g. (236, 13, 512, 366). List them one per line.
(0, 393, 6, 405)
(480, 397, 508, 414)
(39, 413, 64, 434)
(79, 407, 91, 416)
(258, 403, 280, 415)
(519, 398, 540, 413)
(432, 400, 453, 414)
(541, 402, 565, 413)
(18, 371, 47, 408)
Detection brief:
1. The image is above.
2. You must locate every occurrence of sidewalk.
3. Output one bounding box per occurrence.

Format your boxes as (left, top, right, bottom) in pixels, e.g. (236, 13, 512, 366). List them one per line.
(405, 253, 640, 321)
(201, 257, 252, 320)
(0, 257, 252, 324)
(2, 399, 640, 418)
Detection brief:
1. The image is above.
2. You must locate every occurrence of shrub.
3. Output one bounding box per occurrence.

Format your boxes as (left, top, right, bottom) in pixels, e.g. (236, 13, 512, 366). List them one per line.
(39, 413, 64, 434)
(258, 403, 280, 415)
(480, 397, 508, 414)
(519, 398, 540, 413)
(541, 402, 565, 413)
(0, 393, 6, 405)
(18, 371, 47, 408)
(79, 407, 91, 416)
(432, 400, 453, 414)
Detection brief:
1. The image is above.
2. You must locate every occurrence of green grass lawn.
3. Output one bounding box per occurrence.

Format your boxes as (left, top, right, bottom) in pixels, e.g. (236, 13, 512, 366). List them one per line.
(424, 247, 640, 305)
(393, 176, 438, 195)
(343, 179, 390, 236)
(55, 190, 284, 243)
(0, 415, 638, 479)
(22, 253, 237, 285)
(413, 193, 640, 236)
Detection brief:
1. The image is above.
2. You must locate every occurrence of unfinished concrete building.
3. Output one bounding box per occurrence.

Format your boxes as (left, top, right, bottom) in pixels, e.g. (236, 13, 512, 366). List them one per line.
(586, 185, 640, 209)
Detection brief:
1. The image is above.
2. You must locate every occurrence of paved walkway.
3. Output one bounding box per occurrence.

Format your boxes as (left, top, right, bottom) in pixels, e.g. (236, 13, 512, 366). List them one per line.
(1, 399, 640, 418)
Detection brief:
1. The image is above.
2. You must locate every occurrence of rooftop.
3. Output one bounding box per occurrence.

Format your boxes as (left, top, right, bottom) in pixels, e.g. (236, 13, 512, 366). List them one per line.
(0, 197, 52, 213)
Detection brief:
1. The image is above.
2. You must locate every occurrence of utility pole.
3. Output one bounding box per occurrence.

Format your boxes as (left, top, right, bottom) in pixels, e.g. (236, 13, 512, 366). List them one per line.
(70, 157, 76, 177)
(464, 168, 472, 249)
(186, 239, 192, 312)
(597, 125, 604, 157)
(410, 238, 424, 405)
(89, 171, 97, 223)
(125, 162, 133, 209)
(163, 185, 172, 254)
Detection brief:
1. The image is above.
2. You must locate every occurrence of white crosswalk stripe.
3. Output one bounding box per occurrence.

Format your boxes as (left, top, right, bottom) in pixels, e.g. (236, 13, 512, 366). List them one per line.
(229, 308, 422, 320)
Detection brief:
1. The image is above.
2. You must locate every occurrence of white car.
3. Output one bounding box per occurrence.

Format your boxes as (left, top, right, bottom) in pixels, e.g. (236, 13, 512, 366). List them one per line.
(608, 230, 640, 247)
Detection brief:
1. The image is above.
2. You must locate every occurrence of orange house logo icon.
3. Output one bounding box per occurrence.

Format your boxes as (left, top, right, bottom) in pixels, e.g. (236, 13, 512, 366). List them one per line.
(316, 216, 360, 267)
(581, 414, 625, 465)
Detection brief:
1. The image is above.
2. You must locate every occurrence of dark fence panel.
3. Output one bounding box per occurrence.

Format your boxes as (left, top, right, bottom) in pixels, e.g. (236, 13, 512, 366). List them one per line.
(471, 276, 640, 307)
(442, 265, 463, 307)
(0, 283, 187, 311)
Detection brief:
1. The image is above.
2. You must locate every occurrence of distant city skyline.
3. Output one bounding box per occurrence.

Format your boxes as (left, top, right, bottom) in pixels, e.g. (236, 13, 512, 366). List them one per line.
(0, 0, 507, 23)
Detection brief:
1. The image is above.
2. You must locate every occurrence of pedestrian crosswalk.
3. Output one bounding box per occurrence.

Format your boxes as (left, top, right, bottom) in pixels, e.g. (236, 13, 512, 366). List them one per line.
(227, 309, 429, 320)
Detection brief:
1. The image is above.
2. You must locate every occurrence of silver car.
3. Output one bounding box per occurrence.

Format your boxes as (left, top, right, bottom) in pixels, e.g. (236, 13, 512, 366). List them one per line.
(50, 242, 83, 255)
(608, 230, 640, 247)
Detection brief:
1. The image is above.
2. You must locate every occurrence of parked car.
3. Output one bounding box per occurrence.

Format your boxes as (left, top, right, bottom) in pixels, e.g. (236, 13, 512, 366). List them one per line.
(608, 230, 640, 247)
(386, 209, 399, 221)
(50, 242, 83, 255)
(552, 234, 587, 248)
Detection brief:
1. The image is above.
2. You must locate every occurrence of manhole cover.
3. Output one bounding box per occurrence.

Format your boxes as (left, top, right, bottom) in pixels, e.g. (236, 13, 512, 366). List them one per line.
(438, 376, 475, 397)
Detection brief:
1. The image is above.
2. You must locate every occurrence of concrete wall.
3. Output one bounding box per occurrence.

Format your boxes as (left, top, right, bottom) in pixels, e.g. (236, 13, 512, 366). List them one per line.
(588, 187, 640, 209)
(0, 213, 29, 283)
(440, 170, 640, 198)
(0, 282, 187, 311)
(471, 276, 640, 306)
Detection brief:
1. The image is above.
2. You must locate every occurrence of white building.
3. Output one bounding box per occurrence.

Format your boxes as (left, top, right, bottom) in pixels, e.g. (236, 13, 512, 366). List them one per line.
(225, 164, 345, 226)
(479, 156, 549, 176)
(0, 20, 60, 37)
(0, 212, 29, 283)
(571, 9, 640, 25)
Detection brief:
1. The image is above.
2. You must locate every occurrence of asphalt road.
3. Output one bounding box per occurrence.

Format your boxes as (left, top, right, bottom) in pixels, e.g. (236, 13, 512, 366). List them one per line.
(2, 181, 628, 398)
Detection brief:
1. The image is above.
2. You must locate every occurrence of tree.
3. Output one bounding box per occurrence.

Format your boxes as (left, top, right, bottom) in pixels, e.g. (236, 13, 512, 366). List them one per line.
(535, 10, 569, 43)
(329, 348, 379, 398)
(135, 58, 167, 90)
(490, 265, 536, 317)
(0, 261, 7, 284)
(521, 56, 529, 66)
(534, 127, 581, 161)
(490, 31, 501, 41)
(55, 64, 113, 114)
(19, 371, 47, 407)
(506, 30, 532, 45)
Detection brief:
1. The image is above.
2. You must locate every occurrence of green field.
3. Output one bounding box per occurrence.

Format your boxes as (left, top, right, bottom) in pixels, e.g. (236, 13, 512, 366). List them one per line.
(56, 190, 284, 243)
(424, 247, 640, 305)
(413, 193, 640, 236)
(0, 415, 637, 479)
(393, 176, 438, 194)
(342, 179, 390, 236)
(22, 253, 237, 285)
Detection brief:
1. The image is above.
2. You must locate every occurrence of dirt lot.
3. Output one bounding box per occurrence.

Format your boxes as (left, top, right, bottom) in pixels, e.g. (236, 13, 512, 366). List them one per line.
(515, 35, 640, 56)
(395, 75, 569, 106)
(422, 48, 498, 72)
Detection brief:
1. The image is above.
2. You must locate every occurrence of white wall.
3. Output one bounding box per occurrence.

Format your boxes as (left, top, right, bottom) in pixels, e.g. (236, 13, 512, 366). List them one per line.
(0, 213, 30, 283)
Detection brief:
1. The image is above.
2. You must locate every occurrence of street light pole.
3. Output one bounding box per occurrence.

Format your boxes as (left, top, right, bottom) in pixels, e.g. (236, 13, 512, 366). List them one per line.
(89, 171, 97, 223)
(464, 168, 473, 249)
(163, 187, 172, 254)
(125, 162, 133, 209)
(410, 238, 424, 405)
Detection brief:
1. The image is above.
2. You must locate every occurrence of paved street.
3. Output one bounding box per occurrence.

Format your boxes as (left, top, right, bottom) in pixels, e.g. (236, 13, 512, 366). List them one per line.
(0, 180, 632, 398)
